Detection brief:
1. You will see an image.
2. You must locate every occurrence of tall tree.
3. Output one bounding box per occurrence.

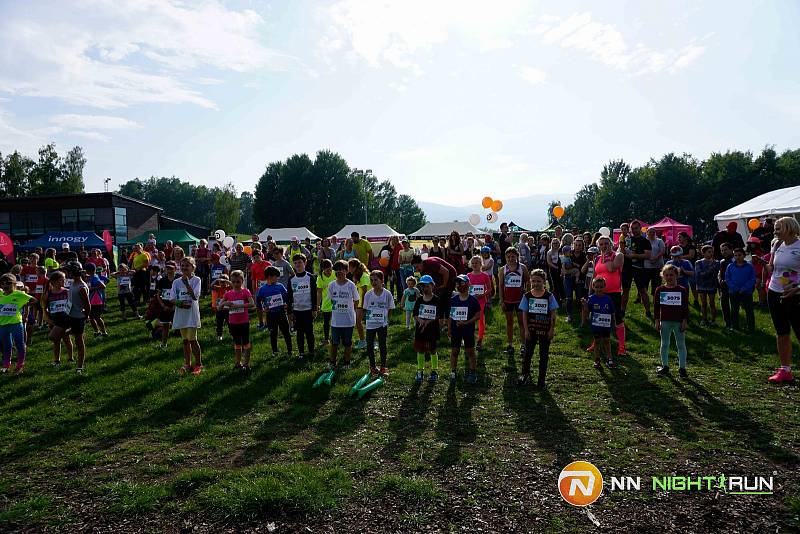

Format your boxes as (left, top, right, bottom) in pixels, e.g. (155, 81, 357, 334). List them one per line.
(28, 144, 62, 195)
(213, 183, 240, 233)
(0, 151, 34, 197)
(237, 191, 256, 234)
(59, 146, 86, 194)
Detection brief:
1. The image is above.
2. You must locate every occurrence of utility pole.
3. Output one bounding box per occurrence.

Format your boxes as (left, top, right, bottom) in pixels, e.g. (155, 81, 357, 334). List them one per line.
(104, 178, 111, 192)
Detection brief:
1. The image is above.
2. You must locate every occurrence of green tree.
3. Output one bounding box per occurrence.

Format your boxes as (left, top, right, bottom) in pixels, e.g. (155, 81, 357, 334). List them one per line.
(0, 151, 34, 197)
(237, 191, 256, 234)
(28, 143, 62, 195)
(59, 146, 86, 194)
(213, 183, 240, 233)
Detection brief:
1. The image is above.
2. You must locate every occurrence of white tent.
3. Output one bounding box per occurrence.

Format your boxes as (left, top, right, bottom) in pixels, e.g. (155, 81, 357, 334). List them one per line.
(410, 221, 482, 239)
(333, 224, 403, 242)
(257, 227, 320, 243)
(714, 186, 800, 242)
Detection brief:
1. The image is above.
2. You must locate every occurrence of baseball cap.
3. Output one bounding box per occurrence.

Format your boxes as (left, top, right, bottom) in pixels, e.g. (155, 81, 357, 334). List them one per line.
(455, 274, 470, 286)
(746, 236, 761, 244)
(480, 246, 491, 253)
(587, 246, 599, 254)
(727, 221, 738, 231)
(61, 242, 70, 249)
(291, 236, 299, 241)
(670, 246, 683, 256)
(418, 275, 434, 285)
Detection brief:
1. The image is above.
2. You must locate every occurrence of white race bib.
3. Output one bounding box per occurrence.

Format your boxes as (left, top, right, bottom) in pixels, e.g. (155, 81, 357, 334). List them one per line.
(25, 274, 37, 283)
(470, 284, 485, 296)
(149, 282, 156, 290)
(418, 303, 437, 320)
(366, 309, 386, 329)
(211, 268, 223, 280)
(449, 306, 468, 321)
(35, 285, 44, 295)
(119, 277, 130, 287)
(275, 266, 284, 277)
(229, 299, 246, 315)
(161, 289, 173, 300)
(64, 279, 72, 288)
(177, 289, 192, 302)
(659, 291, 682, 306)
(267, 294, 284, 309)
(0, 304, 18, 317)
(291, 278, 310, 295)
(505, 272, 522, 288)
(333, 300, 350, 314)
(49, 299, 69, 314)
(591, 312, 612, 328)
(528, 298, 549, 315)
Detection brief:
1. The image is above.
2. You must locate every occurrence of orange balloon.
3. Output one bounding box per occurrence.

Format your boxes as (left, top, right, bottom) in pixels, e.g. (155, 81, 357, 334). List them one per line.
(748, 218, 760, 231)
(243, 246, 252, 255)
(553, 205, 565, 218)
(482, 196, 493, 209)
(491, 200, 503, 212)
(379, 257, 389, 267)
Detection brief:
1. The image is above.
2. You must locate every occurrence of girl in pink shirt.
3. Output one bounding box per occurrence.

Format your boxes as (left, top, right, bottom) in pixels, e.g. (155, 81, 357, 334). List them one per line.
(467, 255, 494, 350)
(219, 270, 256, 370)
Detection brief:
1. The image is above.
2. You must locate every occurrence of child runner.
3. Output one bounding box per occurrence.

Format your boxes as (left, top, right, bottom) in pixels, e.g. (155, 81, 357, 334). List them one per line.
(326, 260, 359, 369)
(654, 264, 689, 377)
(718, 243, 734, 330)
(147, 265, 161, 300)
(171, 257, 203, 375)
(316, 259, 336, 345)
(85, 263, 109, 337)
(288, 254, 318, 361)
(154, 261, 177, 349)
(518, 269, 558, 387)
(363, 270, 395, 377)
(113, 265, 140, 320)
(413, 275, 441, 383)
(499, 247, 530, 356)
(448, 275, 481, 384)
(65, 262, 90, 374)
(580, 246, 598, 326)
(725, 247, 756, 332)
(219, 270, 255, 370)
(249, 250, 270, 330)
(467, 255, 493, 350)
(348, 258, 370, 350)
(256, 266, 293, 358)
(665, 246, 694, 289)
(0, 273, 35, 374)
(43, 271, 73, 366)
(27, 265, 48, 339)
(694, 245, 719, 326)
(210, 274, 231, 341)
(400, 276, 420, 330)
(587, 277, 617, 369)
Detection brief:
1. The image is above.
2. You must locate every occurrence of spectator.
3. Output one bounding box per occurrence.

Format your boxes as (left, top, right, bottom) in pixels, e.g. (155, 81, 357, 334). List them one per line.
(350, 232, 373, 266)
(765, 217, 800, 383)
(751, 218, 775, 250)
(712, 221, 745, 260)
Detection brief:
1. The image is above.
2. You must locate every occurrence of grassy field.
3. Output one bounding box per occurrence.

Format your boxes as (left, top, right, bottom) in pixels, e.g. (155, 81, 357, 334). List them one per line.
(0, 283, 798, 532)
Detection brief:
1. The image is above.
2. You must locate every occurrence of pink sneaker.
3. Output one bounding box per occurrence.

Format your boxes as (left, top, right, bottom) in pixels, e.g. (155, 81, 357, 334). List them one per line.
(768, 368, 795, 384)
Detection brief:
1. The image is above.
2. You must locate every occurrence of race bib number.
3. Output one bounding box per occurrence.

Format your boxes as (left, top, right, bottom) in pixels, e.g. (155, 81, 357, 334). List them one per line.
(211, 269, 223, 280)
(591, 312, 612, 328)
(229, 299, 246, 315)
(96, 265, 105, 274)
(0, 304, 17, 317)
(291, 279, 310, 295)
(659, 291, 682, 306)
(119, 277, 130, 288)
(504, 272, 522, 288)
(177, 289, 192, 302)
(150, 282, 156, 291)
(35, 285, 44, 295)
(275, 266, 283, 277)
(64, 279, 72, 288)
(418, 303, 437, 320)
(49, 299, 69, 314)
(333, 300, 350, 314)
(449, 306, 468, 321)
(25, 274, 37, 283)
(470, 284, 485, 296)
(267, 294, 284, 309)
(528, 298, 549, 315)
(366, 309, 385, 329)
(161, 289, 172, 300)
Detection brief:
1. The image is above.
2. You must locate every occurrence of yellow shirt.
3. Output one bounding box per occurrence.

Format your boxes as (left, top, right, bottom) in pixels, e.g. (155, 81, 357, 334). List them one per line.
(132, 252, 151, 270)
(352, 239, 372, 265)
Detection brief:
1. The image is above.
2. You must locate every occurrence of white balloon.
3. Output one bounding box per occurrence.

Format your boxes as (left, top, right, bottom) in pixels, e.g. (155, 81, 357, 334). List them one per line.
(222, 236, 235, 248)
(421, 253, 429, 260)
(380, 250, 390, 259)
(599, 226, 611, 237)
(468, 213, 481, 226)
(487, 212, 499, 223)
(214, 229, 226, 241)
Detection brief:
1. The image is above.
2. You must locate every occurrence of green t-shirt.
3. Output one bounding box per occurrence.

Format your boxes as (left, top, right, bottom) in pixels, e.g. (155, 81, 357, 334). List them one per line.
(44, 257, 59, 270)
(0, 290, 33, 325)
(357, 273, 370, 307)
(352, 239, 372, 265)
(318, 272, 336, 313)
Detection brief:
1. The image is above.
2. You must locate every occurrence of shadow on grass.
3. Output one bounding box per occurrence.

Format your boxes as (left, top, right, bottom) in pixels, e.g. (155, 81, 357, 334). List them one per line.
(382, 381, 435, 459)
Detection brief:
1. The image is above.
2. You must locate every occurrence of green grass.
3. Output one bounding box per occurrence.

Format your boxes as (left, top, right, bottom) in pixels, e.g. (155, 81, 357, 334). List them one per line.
(0, 281, 798, 531)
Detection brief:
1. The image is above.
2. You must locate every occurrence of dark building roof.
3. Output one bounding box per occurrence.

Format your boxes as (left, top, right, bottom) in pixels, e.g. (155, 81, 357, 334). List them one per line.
(0, 192, 164, 211)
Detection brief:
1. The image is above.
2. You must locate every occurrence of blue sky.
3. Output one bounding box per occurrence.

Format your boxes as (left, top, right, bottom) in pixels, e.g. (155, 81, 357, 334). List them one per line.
(0, 0, 798, 207)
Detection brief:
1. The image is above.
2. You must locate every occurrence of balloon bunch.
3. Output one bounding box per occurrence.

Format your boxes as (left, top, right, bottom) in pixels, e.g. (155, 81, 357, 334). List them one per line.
(469, 196, 503, 226)
(214, 229, 235, 251)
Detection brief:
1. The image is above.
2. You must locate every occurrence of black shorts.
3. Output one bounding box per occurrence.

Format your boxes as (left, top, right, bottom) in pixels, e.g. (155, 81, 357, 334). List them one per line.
(69, 317, 86, 336)
(503, 302, 521, 313)
(593, 330, 611, 339)
(768, 289, 800, 337)
(228, 322, 250, 346)
(632, 268, 651, 291)
(609, 292, 624, 323)
(436, 289, 453, 319)
(90, 306, 103, 320)
(621, 264, 634, 289)
(450, 327, 475, 349)
(698, 289, 717, 295)
(51, 313, 70, 330)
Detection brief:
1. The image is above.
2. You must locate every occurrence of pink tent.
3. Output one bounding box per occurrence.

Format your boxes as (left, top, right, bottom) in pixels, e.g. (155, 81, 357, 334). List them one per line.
(647, 217, 692, 247)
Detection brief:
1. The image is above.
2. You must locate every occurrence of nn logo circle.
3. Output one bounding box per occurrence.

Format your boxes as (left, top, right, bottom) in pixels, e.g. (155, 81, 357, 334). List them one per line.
(558, 461, 603, 506)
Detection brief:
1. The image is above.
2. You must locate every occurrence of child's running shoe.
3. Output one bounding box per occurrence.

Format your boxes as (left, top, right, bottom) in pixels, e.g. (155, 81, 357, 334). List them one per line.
(656, 365, 669, 375)
(415, 370, 424, 383)
(449, 370, 457, 385)
(192, 365, 203, 376)
(503, 345, 513, 355)
(768, 368, 795, 383)
(517, 374, 530, 386)
(379, 367, 389, 378)
(466, 371, 477, 385)
(257, 323, 266, 331)
(679, 367, 688, 378)
(14, 365, 24, 375)
(1, 364, 9, 374)
(75, 367, 84, 375)
(428, 371, 438, 383)
(51, 361, 61, 368)
(607, 359, 617, 369)
(370, 366, 380, 377)
(593, 359, 601, 370)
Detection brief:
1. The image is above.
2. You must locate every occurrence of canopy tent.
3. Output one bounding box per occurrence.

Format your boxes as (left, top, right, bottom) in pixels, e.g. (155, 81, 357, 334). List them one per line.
(714, 186, 800, 243)
(507, 221, 533, 233)
(646, 217, 692, 247)
(410, 221, 482, 239)
(123, 229, 200, 248)
(257, 227, 320, 243)
(333, 224, 404, 242)
(20, 231, 105, 250)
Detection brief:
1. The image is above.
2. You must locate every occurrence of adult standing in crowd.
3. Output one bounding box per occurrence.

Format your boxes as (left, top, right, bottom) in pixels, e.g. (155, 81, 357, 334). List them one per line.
(518, 233, 532, 270)
(751, 218, 775, 250)
(765, 216, 800, 383)
(412, 254, 457, 325)
(194, 239, 211, 296)
(645, 227, 666, 295)
(497, 222, 513, 267)
(626, 220, 653, 319)
(428, 238, 444, 259)
(617, 222, 635, 312)
(387, 236, 403, 298)
(228, 243, 253, 287)
(351, 232, 373, 266)
(712, 221, 745, 259)
(163, 240, 174, 261)
(130, 243, 151, 306)
(446, 231, 465, 274)
(287, 237, 310, 263)
(318, 238, 336, 264)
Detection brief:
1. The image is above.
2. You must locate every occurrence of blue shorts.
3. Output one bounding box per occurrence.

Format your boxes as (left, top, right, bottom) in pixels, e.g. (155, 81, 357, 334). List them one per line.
(330, 326, 354, 347)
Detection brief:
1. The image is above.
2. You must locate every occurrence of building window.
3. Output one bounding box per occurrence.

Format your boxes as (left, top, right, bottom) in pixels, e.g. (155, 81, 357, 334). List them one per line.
(45, 211, 61, 232)
(114, 207, 127, 241)
(11, 212, 28, 237)
(28, 212, 44, 236)
(62, 209, 77, 231)
(78, 208, 94, 231)
(0, 213, 9, 235)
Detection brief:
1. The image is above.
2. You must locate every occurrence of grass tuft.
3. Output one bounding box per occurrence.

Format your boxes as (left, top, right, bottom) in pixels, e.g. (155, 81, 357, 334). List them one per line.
(370, 474, 440, 502)
(102, 481, 170, 515)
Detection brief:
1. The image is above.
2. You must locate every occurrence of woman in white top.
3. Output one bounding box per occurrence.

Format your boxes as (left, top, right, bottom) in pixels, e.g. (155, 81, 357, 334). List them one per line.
(170, 257, 203, 375)
(765, 216, 800, 383)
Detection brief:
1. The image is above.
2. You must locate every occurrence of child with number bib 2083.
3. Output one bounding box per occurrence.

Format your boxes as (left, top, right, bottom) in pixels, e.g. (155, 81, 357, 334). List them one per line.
(400, 276, 420, 329)
(220, 270, 255, 371)
(467, 255, 494, 350)
(448, 275, 481, 385)
(518, 269, 558, 388)
(654, 264, 689, 377)
(588, 277, 617, 369)
(256, 266, 292, 358)
(363, 270, 395, 377)
(326, 260, 360, 370)
(413, 275, 441, 383)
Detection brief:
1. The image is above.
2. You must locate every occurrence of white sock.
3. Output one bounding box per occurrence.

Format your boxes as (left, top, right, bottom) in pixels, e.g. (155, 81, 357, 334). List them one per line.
(781, 365, 792, 372)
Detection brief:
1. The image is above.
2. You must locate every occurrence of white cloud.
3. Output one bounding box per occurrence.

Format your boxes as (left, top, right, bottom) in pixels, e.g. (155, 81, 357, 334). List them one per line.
(0, 0, 295, 109)
(534, 12, 707, 75)
(50, 114, 139, 130)
(70, 131, 111, 142)
(517, 66, 547, 85)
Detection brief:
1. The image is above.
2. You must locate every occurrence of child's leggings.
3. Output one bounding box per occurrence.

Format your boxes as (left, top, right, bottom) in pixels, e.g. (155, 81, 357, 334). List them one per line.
(269, 313, 292, 354)
(523, 332, 550, 386)
(405, 310, 412, 328)
(477, 301, 486, 339)
(659, 320, 687, 368)
(366, 326, 388, 368)
(322, 311, 332, 341)
(215, 309, 229, 337)
(0, 323, 26, 368)
(294, 310, 315, 354)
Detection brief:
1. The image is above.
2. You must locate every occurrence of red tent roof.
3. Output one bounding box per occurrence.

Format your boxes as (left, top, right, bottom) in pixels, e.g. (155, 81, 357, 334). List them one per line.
(648, 217, 691, 230)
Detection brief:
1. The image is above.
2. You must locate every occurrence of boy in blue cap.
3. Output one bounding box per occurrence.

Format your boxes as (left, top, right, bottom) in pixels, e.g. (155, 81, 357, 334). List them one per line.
(448, 274, 481, 384)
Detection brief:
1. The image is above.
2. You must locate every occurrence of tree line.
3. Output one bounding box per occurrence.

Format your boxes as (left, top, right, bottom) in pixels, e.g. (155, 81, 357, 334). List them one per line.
(550, 147, 800, 239)
(0, 144, 86, 197)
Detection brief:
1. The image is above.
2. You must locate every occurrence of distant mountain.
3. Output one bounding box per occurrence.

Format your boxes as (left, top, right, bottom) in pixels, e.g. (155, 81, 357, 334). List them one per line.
(417, 193, 575, 232)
